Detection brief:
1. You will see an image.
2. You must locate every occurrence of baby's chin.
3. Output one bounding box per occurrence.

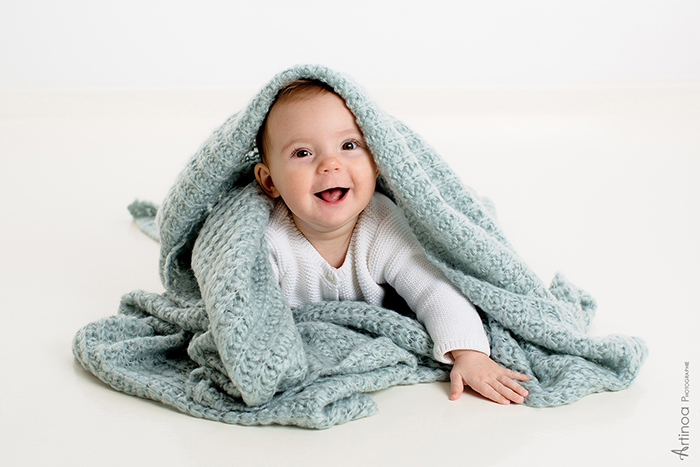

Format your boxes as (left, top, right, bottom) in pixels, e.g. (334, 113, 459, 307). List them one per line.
(291, 209, 362, 237)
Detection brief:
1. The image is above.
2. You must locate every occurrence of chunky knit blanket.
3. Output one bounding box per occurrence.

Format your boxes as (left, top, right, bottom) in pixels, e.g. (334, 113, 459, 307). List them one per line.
(73, 64, 647, 429)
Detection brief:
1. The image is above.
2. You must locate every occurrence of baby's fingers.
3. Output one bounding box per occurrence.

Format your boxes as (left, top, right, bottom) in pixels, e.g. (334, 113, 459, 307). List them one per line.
(449, 371, 465, 401)
(496, 376, 530, 403)
(507, 369, 531, 382)
(471, 380, 512, 405)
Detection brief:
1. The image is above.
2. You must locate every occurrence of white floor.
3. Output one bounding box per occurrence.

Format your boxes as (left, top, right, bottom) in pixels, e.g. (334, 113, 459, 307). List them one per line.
(1, 84, 698, 466)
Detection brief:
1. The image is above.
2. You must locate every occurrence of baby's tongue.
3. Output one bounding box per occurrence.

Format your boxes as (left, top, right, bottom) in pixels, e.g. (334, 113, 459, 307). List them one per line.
(318, 188, 345, 203)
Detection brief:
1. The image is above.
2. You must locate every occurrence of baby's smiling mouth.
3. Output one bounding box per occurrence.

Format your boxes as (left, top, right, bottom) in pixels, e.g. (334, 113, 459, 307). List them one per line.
(315, 187, 349, 203)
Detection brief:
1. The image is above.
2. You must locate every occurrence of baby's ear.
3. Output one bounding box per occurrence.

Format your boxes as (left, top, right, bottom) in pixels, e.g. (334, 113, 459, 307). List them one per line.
(254, 162, 281, 198)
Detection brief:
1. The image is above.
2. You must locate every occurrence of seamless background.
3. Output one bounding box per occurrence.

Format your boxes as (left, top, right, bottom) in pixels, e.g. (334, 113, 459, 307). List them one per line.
(1, 1, 699, 466)
(2, 0, 700, 88)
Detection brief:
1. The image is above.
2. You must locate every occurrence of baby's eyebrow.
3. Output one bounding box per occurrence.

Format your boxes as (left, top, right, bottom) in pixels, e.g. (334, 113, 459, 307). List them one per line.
(273, 132, 313, 150)
(274, 126, 366, 154)
(336, 128, 365, 140)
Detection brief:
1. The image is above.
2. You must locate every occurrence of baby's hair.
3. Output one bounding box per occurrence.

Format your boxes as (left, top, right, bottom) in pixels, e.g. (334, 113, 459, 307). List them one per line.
(256, 79, 338, 161)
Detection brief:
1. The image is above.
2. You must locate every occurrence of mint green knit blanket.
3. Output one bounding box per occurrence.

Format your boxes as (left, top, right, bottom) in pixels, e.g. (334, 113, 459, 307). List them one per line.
(73, 65, 647, 429)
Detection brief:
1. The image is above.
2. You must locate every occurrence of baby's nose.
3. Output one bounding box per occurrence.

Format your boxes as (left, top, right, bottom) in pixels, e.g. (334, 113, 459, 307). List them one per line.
(317, 155, 342, 173)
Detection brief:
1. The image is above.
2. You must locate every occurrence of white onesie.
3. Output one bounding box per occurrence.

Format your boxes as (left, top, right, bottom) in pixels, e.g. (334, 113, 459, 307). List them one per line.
(264, 192, 490, 364)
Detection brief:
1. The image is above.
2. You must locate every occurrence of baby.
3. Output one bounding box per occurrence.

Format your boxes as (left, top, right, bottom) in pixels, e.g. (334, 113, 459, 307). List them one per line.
(253, 79, 530, 404)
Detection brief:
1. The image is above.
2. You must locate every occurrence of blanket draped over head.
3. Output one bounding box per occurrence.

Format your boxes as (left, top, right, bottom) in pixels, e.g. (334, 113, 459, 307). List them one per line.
(73, 64, 647, 429)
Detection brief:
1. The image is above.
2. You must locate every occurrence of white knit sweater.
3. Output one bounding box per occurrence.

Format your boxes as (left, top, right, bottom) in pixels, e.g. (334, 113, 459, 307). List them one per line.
(264, 193, 490, 364)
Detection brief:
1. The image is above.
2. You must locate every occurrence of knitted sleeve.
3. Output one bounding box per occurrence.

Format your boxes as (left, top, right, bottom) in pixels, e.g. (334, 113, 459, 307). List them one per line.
(367, 195, 491, 364)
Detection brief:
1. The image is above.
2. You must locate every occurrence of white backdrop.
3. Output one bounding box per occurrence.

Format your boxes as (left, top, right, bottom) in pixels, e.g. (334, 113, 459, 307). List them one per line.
(2, 2, 699, 466)
(1, 0, 699, 88)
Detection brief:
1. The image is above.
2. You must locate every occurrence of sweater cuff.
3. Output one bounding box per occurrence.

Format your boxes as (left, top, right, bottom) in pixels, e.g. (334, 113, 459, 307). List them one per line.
(434, 338, 491, 364)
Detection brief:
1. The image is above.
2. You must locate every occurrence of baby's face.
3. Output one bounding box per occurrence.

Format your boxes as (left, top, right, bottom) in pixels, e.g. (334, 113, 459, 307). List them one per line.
(254, 91, 378, 238)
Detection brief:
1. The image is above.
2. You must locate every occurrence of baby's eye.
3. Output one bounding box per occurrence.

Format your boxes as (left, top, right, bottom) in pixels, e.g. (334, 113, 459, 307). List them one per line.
(341, 141, 358, 151)
(293, 149, 311, 158)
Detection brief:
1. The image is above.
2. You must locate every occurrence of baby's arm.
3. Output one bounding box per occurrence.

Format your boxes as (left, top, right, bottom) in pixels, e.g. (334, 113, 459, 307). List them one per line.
(449, 349, 530, 404)
(367, 195, 529, 404)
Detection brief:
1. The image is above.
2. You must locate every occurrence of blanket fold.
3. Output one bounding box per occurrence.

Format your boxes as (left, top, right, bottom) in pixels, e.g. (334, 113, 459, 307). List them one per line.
(73, 64, 647, 428)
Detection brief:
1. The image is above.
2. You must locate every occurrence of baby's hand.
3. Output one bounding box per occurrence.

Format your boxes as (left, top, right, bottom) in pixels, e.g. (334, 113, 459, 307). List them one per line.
(449, 349, 530, 404)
